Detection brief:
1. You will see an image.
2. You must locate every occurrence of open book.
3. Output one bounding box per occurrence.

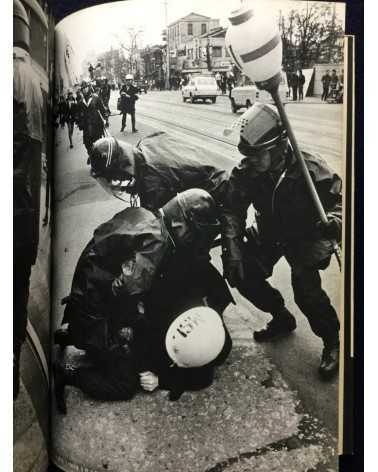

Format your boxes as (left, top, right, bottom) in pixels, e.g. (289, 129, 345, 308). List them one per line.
(13, 1, 355, 471)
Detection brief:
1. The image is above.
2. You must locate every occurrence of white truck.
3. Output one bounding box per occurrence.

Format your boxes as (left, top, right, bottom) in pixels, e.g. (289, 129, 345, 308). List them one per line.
(230, 74, 290, 113)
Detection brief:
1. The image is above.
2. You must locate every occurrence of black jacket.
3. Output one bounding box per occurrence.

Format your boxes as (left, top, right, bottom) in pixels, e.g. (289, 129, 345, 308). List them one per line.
(119, 84, 139, 112)
(77, 93, 107, 137)
(221, 149, 342, 267)
(127, 132, 231, 211)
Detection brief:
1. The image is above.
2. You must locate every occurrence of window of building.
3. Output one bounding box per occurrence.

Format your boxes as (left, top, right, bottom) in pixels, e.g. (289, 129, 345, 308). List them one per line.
(201, 24, 207, 35)
(212, 46, 222, 58)
(188, 23, 193, 35)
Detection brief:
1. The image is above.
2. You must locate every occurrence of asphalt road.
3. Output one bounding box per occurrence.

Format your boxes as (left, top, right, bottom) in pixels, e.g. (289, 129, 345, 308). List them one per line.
(52, 90, 343, 472)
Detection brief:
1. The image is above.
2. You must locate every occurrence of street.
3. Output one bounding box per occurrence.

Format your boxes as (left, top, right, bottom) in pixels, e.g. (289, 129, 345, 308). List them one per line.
(52, 90, 342, 472)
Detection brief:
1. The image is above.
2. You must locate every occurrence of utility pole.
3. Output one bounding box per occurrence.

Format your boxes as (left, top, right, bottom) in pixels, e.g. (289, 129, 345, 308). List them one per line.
(164, 0, 170, 90)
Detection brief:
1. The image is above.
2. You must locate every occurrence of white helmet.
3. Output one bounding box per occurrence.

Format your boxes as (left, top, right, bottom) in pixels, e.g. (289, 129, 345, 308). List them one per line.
(165, 307, 226, 368)
(125, 74, 134, 80)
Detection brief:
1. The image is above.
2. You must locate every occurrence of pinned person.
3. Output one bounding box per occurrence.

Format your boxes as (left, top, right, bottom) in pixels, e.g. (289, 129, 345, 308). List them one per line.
(53, 190, 233, 412)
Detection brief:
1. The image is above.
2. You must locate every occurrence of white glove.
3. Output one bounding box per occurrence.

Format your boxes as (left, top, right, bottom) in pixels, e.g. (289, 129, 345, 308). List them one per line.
(139, 371, 159, 392)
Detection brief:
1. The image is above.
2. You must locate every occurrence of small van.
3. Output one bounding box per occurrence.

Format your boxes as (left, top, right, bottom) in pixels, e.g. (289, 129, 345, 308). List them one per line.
(182, 76, 220, 104)
(230, 74, 290, 113)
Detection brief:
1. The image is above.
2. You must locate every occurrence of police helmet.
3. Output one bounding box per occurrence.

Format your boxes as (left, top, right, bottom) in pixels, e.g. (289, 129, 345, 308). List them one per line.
(125, 74, 134, 81)
(165, 307, 226, 368)
(14, 0, 30, 52)
(161, 189, 220, 249)
(237, 103, 287, 156)
(90, 137, 122, 178)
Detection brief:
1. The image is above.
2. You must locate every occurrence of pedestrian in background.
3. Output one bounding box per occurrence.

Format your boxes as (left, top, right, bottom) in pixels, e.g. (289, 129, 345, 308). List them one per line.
(298, 70, 305, 101)
(330, 69, 339, 92)
(119, 74, 139, 133)
(291, 71, 299, 101)
(100, 78, 111, 128)
(321, 70, 331, 101)
(76, 80, 107, 162)
(65, 91, 77, 149)
(58, 95, 67, 128)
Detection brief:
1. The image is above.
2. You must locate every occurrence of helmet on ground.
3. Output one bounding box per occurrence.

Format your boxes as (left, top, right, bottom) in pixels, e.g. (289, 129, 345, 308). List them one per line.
(165, 307, 226, 368)
(14, 0, 30, 52)
(125, 74, 134, 80)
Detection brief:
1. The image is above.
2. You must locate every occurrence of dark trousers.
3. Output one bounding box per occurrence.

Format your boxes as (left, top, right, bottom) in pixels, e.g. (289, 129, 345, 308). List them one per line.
(14, 245, 34, 396)
(322, 86, 329, 101)
(72, 348, 138, 401)
(292, 86, 298, 101)
(298, 86, 304, 100)
(121, 111, 136, 131)
(236, 242, 340, 343)
(67, 121, 74, 145)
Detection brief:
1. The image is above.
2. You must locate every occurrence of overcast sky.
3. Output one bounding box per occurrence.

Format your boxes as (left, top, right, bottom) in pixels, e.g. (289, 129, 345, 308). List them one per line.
(56, 0, 345, 70)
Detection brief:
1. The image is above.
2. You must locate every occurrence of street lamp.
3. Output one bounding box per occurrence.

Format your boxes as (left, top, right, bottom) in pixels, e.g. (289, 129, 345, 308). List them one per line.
(225, 4, 341, 268)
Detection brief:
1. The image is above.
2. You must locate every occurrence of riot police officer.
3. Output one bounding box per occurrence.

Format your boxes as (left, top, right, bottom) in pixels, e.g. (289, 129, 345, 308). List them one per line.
(13, 0, 44, 398)
(221, 102, 341, 379)
(119, 74, 139, 133)
(89, 131, 229, 211)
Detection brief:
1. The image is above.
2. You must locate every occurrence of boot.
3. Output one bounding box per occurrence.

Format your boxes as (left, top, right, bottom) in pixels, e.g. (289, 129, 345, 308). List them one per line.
(54, 326, 71, 348)
(318, 338, 339, 380)
(254, 308, 296, 342)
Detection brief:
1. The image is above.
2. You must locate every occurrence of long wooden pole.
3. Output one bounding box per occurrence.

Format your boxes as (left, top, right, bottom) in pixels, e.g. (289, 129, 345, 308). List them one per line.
(270, 87, 342, 270)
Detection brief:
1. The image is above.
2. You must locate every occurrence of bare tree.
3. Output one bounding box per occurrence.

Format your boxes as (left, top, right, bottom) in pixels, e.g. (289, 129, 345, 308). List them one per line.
(115, 27, 144, 79)
(279, 2, 344, 70)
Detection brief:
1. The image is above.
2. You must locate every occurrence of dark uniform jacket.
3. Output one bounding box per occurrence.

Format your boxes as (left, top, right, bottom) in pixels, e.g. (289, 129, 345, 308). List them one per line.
(77, 93, 107, 138)
(62, 206, 233, 397)
(119, 83, 139, 112)
(123, 132, 231, 211)
(13, 48, 43, 261)
(221, 149, 342, 269)
(64, 99, 77, 123)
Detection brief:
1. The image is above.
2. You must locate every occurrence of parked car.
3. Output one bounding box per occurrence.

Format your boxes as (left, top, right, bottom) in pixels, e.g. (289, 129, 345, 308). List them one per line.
(182, 76, 220, 104)
(229, 74, 290, 113)
(135, 79, 149, 94)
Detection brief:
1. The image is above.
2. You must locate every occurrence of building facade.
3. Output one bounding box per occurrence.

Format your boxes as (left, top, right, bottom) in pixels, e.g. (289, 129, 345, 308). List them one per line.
(166, 12, 233, 77)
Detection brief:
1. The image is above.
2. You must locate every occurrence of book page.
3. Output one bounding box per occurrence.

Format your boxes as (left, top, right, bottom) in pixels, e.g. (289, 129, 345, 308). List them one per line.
(51, 1, 348, 471)
(13, 1, 55, 470)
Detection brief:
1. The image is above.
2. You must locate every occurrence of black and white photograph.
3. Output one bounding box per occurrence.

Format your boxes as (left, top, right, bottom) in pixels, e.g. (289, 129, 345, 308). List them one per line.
(13, 0, 354, 471)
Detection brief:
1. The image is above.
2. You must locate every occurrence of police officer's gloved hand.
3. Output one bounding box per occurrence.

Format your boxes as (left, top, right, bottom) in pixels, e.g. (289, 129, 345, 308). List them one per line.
(224, 260, 244, 288)
(316, 218, 342, 241)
